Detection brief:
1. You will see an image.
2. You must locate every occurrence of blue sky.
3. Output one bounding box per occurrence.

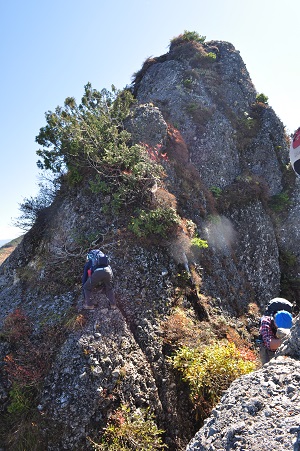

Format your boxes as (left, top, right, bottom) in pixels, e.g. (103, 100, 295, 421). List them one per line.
(1, 0, 299, 241)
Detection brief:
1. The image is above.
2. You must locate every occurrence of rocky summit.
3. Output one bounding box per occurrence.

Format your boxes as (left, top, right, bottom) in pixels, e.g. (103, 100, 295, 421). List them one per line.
(0, 32, 300, 450)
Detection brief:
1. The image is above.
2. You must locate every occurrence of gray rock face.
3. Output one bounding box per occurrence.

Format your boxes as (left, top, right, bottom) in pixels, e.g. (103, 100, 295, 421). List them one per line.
(39, 308, 164, 450)
(1, 36, 300, 450)
(0, 194, 191, 449)
(198, 201, 281, 313)
(132, 38, 293, 312)
(240, 107, 288, 196)
(125, 103, 168, 149)
(277, 183, 300, 280)
(135, 40, 287, 193)
(278, 315, 300, 359)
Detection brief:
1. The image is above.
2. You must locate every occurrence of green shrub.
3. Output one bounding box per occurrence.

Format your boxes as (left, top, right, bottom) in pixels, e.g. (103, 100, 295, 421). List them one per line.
(170, 30, 206, 48)
(103, 143, 164, 208)
(89, 177, 109, 194)
(210, 186, 222, 199)
(88, 404, 167, 450)
(7, 383, 33, 414)
(185, 103, 213, 124)
(256, 93, 269, 104)
(36, 82, 165, 212)
(89, 142, 165, 213)
(183, 78, 193, 89)
(36, 84, 135, 175)
(129, 207, 181, 238)
(206, 52, 217, 61)
(190, 237, 208, 249)
(180, 30, 206, 43)
(269, 191, 291, 212)
(170, 341, 256, 420)
(242, 111, 256, 129)
(279, 250, 297, 268)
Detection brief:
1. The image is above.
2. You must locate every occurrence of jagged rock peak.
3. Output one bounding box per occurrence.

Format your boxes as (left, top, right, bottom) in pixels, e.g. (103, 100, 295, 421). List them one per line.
(1, 31, 299, 451)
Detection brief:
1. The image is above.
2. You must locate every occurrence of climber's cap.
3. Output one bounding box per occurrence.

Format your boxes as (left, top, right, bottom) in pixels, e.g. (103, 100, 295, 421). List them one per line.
(274, 310, 293, 329)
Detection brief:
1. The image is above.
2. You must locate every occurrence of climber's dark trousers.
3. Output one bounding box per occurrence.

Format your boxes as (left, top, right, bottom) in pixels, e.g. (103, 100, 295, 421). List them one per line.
(83, 267, 115, 307)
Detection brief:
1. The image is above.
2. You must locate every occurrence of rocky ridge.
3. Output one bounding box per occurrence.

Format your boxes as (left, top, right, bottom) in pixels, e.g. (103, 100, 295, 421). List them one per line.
(1, 33, 300, 450)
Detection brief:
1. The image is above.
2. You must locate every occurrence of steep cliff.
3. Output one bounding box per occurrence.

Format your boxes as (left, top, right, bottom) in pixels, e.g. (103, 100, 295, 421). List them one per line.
(0, 33, 299, 450)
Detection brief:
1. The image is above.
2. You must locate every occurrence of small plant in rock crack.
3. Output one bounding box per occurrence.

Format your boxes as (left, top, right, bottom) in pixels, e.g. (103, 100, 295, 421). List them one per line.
(183, 78, 193, 89)
(88, 404, 167, 450)
(269, 191, 291, 212)
(190, 237, 208, 249)
(1, 308, 32, 344)
(206, 52, 217, 61)
(162, 309, 193, 348)
(65, 313, 87, 331)
(4, 340, 50, 388)
(129, 207, 181, 238)
(256, 93, 269, 104)
(210, 186, 222, 199)
(6, 382, 33, 414)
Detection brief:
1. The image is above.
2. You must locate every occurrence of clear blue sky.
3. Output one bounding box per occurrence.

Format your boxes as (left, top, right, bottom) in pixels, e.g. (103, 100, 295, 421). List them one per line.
(1, 0, 299, 240)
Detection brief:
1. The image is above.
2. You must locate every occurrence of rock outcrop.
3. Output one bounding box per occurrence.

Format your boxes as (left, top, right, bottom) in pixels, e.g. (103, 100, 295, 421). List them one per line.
(187, 316, 300, 450)
(1, 33, 300, 450)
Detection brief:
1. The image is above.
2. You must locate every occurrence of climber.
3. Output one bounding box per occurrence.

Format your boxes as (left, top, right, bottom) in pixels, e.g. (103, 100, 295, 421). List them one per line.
(82, 249, 116, 310)
(259, 308, 293, 364)
(289, 127, 300, 177)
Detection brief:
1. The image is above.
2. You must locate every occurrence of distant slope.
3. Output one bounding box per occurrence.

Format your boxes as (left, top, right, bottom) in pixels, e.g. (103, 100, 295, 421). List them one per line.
(0, 236, 23, 265)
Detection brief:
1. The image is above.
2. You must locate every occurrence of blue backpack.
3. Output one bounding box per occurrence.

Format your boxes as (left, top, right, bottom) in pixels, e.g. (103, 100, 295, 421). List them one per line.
(87, 249, 109, 272)
(257, 298, 293, 345)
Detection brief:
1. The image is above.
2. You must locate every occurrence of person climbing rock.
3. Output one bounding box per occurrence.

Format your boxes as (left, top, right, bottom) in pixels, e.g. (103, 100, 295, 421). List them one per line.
(259, 308, 293, 364)
(82, 249, 116, 310)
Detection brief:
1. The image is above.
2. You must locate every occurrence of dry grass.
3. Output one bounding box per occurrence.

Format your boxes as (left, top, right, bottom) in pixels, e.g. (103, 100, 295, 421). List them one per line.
(161, 306, 216, 350)
(0, 236, 23, 265)
(216, 174, 269, 211)
(0, 246, 13, 265)
(65, 313, 87, 331)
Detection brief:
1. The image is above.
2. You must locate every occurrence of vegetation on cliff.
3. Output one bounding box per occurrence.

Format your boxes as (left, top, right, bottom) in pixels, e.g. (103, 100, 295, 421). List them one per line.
(1, 30, 297, 450)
